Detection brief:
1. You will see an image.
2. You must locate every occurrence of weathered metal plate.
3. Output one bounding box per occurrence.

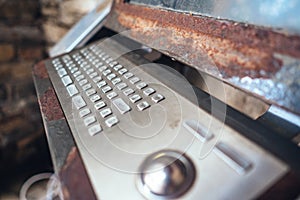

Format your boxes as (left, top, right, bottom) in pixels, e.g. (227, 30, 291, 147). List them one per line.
(105, 0, 300, 115)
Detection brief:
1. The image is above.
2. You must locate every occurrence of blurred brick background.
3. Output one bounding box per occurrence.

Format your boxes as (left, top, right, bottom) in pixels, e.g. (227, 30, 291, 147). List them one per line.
(0, 0, 98, 198)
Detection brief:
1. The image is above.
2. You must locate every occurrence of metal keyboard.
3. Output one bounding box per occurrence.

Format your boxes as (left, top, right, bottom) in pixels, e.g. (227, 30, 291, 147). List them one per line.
(45, 38, 288, 200)
(52, 45, 165, 136)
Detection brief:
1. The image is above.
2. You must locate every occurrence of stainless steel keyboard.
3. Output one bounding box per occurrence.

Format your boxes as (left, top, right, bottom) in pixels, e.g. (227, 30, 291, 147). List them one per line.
(46, 38, 288, 200)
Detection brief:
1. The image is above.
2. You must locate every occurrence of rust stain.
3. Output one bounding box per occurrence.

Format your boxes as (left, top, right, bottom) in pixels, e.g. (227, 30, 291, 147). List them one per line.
(40, 87, 64, 121)
(60, 147, 97, 200)
(109, 1, 300, 78)
(33, 61, 49, 79)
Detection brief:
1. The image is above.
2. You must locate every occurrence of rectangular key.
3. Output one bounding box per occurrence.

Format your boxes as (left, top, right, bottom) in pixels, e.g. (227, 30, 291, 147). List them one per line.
(89, 72, 98, 79)
(107, 92, 118, 99)
(103, 69, 111, 76)
(107, 73, 116, 80)
(75, 75, 84, 81)
(111, 78, 121, 85)
(79, 108, 91, 118)
(62, 75, 72, 86)
(130, 77, 140, 84)
(82, 83, 92, 91)
(57, 68, 67, 77)
(214, 142, 252, 175)
(102, 86, 112, 93)
(105, 116, 119, 127)
(137, 101, 150, 111)
(88, 124, 102, 136)
(97, 81, 107, 88)
(90, 94, 101, 102)
(136, 82, 147, 90)
(84, 116, 96, 126)
(94, 101, 106, 110)
(151, 93, 164, 103)
(112, 98, 131, 114)
(117, 83, 127, 90)
(124, 72, 134, 79)
(119, 68, 128, 75)
(79, 79, 88, 86)
(129, 94, 142, 103)
(86, 89, 96, 96)
(93, 76, 102, 83)
(123, 88, 134, 96)
(66, 84, 79, 96)
(72, 95, 86, 109)
(143, 88, 155, 96)
(100, 108, 112, 118)
(113, 64, 123, 71)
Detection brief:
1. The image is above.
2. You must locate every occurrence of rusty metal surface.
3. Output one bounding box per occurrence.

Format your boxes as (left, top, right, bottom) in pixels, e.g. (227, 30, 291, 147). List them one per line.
(60, 147, 97, 200)
(105, 0, 300, 115)
(33, 61, 96, 198)
(130, 0, 300, 34)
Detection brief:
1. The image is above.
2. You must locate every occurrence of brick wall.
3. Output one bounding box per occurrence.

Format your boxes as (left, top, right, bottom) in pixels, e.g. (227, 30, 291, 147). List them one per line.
(0, 0, 47, 170)
(0, 0, 96, 175)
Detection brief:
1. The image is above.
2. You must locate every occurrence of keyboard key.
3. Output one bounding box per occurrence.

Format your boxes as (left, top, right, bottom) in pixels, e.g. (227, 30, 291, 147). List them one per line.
(86, 68, 94, 75)
(136, 82, 147, 89)
(129, 94, 142, 103)
(84, 116, 96, 126)
(100, 108, 112, 118)
(92, 59, 101, 65)
(70, 67, 78, 73)
(99, 66, 107, 72)
(54, 64, 63, 70)
(94, 101, 106, 110)
(82, 83, 92, 91)
(105, 116, 119, 127)
(112, 98, 131, 114)
(79, 108, 91, 118)
(113, 64, 123, 71)
(102, 86, 112, 93)
(57, 68, 67, 77)
(137, 101, 150, 111)
(73, 71, 81, 78)
(90, 94, 101, 102)
(72, 95, 86, 109)
(123, 72, 134, 79)
(151, 93, 165, 103)
(117, 83, 127, 90)
(103, 69, 111, 76)
(130, 77, 140, 84)
(102, 55, 110, 61)
(118, 68, 128, 75)
(95, 62, 104, 68)
(107, 73, 116, 80)
(143, 88, 155, 96)
(61, 75, 72, 86)
(97, 81, 107, 88)
(93, 76, 102, 83)
(89, 72, 98, 79)
(86, 89, 96, 96)
(67, 84, 79, 96)
(123, 88, 134, 96)
(109, 61, 118, 67)
(106, 58, 114, 64)
(75, 75, 84, 81)
(107, 92, 118, 99)
(79, 79, 88, 86)
(88, 124, 102, 136)
(111, 77, 121, 85)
